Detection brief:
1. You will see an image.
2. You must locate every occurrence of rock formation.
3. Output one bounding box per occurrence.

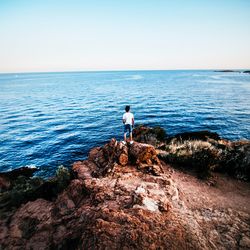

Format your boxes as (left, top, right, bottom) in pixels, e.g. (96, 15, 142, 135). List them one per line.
(133, 125, 166, 147)
(214, 70, 240, 73)
(0, 132, 250, 249)
(213, 70, 250, 74)
(0, 166, 72, 216)
(134, 126, 250, 180)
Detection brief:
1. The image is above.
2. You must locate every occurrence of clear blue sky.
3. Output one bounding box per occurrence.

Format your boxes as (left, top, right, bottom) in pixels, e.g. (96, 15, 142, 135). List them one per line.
(0, 0, 250, 73)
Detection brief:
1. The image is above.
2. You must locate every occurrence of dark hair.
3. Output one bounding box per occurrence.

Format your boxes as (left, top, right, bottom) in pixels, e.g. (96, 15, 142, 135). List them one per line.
(125, 105, 130, 112)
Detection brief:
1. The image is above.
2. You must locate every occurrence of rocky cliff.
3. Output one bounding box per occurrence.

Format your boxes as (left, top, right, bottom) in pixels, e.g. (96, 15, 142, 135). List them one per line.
(0, 127, 250, 249)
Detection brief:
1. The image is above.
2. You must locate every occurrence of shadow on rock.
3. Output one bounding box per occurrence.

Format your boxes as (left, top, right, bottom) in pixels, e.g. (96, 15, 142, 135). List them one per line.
(0, 166, 72, 217)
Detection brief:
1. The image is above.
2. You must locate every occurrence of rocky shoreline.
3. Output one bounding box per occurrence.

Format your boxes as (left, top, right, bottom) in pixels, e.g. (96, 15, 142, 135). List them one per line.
(0, 126, 250, 249)
(214, 70, 250, 74)
(133, 126, 250, 181)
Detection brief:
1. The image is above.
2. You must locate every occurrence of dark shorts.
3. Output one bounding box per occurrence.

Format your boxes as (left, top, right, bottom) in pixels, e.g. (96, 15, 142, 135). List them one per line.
(124, 124, 133, 133)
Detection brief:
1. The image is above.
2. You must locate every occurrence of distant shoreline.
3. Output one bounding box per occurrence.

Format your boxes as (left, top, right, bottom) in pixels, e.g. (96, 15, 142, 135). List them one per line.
(1, 69, 250, 75)
(214, 70, 250, 74)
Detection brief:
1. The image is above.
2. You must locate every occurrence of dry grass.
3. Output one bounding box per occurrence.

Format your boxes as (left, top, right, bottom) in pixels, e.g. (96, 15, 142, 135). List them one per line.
(165, 139, 217, 156)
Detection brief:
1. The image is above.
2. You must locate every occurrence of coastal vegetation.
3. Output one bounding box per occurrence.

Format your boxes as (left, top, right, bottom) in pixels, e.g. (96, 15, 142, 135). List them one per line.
(134, 126, 250, 181)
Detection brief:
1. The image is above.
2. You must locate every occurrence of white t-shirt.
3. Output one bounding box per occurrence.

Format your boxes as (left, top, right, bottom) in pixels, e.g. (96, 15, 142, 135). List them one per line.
(123, 112, 134, 125)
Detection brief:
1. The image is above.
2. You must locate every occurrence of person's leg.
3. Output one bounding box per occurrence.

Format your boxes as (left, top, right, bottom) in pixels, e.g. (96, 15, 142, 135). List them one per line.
(129, 125, 133, 142)
(123, 124, 127, 143)
(129, 132, 132, 141)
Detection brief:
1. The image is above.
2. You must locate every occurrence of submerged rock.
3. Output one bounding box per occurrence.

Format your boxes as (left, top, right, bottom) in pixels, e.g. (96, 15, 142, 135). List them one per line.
(0, 166, 38, 179)
(0, 166, 38, 191)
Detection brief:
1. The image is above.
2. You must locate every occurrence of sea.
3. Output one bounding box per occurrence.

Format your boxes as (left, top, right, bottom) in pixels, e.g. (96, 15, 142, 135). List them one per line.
(0, 70, 250, 177)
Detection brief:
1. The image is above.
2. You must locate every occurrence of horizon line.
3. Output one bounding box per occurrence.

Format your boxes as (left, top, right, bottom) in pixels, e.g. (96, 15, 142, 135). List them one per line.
(0, 68, 249, 75)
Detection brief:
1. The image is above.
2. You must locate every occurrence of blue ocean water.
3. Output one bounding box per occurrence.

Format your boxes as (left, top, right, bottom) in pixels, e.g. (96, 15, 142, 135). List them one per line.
(0, 70, 250, 177)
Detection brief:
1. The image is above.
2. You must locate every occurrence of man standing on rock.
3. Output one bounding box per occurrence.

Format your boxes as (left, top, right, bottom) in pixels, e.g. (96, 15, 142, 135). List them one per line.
(122, 105, 134, 144)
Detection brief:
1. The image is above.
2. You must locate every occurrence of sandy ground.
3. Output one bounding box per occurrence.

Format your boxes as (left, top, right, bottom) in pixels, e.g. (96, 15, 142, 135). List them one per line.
(164, 163, 250, 213)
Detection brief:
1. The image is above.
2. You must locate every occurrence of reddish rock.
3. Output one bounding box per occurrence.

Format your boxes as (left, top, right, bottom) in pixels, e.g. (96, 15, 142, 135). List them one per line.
(0, 138, 249, 249)
(86, 138, 163, 178)
(87, 139, 129, 176)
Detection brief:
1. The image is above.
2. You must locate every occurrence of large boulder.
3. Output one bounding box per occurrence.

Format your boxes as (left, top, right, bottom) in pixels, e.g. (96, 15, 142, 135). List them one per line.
(129, 142, 163, 175)
(88, 138, 129, 176)
(87, 138, 163, 177)
(133, 125, 166, 146)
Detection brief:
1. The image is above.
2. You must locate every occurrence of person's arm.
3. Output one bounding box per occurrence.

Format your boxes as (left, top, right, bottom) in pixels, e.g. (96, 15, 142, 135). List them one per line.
(123, 114, 126, 124)
(132, 115, 134, 127)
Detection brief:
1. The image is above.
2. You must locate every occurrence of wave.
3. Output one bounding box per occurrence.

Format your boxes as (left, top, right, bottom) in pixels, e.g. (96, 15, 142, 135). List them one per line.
(111, 74, 144, 81)
(126, 75, 143, 80)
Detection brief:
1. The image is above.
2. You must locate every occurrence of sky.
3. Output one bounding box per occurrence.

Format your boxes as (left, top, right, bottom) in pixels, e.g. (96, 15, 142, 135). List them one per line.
(0, 0, 250, 73)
